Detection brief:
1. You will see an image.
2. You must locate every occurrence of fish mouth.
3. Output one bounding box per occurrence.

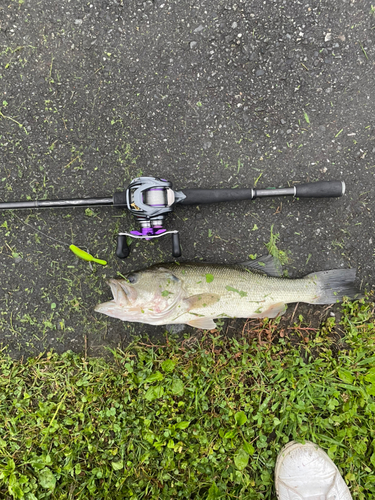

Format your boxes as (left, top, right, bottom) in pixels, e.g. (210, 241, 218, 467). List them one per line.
(107, 279, 137, 305)
(94, 279, 139, 320)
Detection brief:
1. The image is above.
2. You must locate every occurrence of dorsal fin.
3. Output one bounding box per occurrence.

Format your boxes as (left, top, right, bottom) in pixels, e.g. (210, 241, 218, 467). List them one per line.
(237, 254, 282, 277)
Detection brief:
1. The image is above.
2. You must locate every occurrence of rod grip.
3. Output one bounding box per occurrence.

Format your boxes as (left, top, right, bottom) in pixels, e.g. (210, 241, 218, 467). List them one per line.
(295, 180, 345, 198)
(179, 188, 253, 205)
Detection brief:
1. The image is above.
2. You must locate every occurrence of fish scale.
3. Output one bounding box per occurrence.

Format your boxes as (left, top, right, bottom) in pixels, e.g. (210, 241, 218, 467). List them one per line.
(165, 264, 318, 322)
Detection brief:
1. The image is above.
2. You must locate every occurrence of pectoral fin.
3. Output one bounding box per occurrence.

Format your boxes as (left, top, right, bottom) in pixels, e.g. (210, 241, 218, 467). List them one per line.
(184, 293, 220, 310)
(187, 317, 217, 330)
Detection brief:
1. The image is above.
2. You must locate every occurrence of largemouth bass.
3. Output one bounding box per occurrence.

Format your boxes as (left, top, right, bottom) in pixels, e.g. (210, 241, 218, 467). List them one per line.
(95, 256, 362, 329)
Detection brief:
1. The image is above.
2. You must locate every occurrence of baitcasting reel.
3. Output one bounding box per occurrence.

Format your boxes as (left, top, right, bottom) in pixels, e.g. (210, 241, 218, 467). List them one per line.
(0, 176, 345, 259)
(113, 177, 185, 259)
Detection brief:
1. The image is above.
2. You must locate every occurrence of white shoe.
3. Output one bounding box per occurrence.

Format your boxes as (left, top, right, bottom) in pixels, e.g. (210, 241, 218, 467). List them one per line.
(275, 441, 353, 500)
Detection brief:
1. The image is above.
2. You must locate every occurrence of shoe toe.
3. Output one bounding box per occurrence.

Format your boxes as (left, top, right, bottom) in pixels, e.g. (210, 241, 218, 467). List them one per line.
(275, 441, 353, 500)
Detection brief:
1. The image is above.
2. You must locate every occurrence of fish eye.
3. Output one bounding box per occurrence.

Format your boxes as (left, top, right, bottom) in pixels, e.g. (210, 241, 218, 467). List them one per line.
(126, 273, 138, 284)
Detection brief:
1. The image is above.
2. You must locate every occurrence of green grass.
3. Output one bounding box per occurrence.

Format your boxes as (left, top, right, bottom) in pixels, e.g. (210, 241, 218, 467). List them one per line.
(264, 225, 289, 267)
(1, 299, 375, 499)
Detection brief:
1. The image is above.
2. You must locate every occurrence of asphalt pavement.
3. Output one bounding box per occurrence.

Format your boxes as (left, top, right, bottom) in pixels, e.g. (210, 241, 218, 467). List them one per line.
(0, 0, 374, 358)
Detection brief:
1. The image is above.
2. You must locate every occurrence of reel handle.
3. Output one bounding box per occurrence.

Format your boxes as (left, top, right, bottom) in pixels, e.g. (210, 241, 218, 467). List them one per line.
(115, 231, 181, 259)
(116, 235, 130, 259)
(172, 232, 181, 258)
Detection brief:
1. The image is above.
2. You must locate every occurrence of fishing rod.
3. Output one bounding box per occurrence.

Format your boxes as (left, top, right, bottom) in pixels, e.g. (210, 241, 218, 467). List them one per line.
(0, 177, 345, 260)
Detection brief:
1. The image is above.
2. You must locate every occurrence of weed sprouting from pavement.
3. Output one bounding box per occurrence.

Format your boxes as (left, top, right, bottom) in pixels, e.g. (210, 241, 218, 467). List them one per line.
(265, 224, 290, 266)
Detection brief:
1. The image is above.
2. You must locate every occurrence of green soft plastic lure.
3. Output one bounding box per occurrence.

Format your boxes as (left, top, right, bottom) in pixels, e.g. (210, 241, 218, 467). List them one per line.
(69, 245, 107, 266)
(7, 212, 107, 266)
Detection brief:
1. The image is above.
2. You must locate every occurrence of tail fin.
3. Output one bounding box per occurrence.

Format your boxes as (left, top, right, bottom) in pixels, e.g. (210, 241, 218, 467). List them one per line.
(305, 268, 363, 305)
